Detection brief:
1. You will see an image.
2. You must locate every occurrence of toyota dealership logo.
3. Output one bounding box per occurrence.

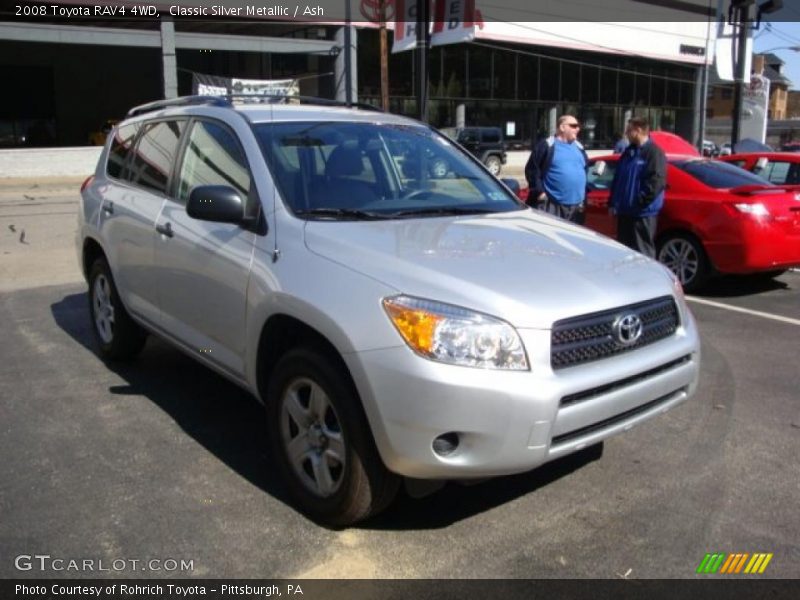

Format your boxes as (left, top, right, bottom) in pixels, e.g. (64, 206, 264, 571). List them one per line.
(360, 0, 395, 22)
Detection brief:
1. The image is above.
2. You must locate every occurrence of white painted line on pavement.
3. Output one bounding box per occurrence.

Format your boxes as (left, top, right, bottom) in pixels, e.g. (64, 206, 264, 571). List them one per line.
(686, 296, 800, 326)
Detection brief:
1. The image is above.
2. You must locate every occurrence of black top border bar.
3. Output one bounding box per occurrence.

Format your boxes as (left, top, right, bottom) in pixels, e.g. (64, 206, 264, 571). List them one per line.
(4, 0, 799, 22)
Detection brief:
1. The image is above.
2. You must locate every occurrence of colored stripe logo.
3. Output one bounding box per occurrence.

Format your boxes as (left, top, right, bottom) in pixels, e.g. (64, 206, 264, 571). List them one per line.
(696, 553, 773, 574)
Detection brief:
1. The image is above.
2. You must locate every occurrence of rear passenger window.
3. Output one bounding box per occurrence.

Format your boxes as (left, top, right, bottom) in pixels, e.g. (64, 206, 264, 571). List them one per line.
(482, 129, 501, 143)
(176, 120, 250, 203)
(106, 124, 138, 180)
(128, 120, 185, 195)
(763, 161, 791, 185)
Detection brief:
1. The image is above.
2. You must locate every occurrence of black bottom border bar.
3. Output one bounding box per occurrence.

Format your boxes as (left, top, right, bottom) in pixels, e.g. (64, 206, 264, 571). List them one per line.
(4, 579, 800, 600)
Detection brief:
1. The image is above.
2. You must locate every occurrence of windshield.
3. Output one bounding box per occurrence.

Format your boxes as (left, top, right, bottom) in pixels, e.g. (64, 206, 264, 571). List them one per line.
(674, 159, 774, 189)
(253, 122, 522, 219)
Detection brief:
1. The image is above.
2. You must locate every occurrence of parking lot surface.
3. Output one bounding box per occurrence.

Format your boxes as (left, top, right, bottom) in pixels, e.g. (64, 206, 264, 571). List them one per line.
(1, 180, 798, 578)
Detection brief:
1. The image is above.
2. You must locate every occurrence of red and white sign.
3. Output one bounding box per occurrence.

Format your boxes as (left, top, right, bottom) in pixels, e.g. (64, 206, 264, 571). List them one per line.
(392, 0, 482, 53)
(431, 0, 480, 47)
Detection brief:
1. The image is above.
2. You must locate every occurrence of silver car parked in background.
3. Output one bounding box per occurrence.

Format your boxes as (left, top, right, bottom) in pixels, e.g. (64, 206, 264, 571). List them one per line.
(77, 96, 700, 526)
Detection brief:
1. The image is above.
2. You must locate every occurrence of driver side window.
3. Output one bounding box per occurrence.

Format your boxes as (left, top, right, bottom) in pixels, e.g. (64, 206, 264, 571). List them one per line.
(177, 120, 250, 204)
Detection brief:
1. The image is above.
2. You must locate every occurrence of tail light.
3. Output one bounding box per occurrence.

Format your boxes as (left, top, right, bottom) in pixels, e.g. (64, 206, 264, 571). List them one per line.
(80, 175, 94, 193)
(733, 202, 769, 216)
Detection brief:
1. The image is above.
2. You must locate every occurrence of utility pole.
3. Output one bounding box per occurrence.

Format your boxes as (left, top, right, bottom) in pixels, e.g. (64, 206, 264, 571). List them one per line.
(731, 1, 751, 147)
(414, 0, 430, 122)
(379, 0, 389, 111)
(344, 0, 353, 106)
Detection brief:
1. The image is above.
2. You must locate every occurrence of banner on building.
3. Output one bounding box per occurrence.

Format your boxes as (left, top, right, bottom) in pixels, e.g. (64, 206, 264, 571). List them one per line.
(430, 0, 480, 47)
(392, 0, 482, 53)
(192, 72, 299, 99)
(740, 72, 770, 144)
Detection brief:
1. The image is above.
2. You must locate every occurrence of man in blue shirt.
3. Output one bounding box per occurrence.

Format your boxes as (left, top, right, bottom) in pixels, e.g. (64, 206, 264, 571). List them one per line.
(524, 115, 589, 223)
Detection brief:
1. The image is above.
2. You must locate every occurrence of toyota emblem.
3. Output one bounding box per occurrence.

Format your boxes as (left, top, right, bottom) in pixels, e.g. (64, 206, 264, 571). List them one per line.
(613, 313, 643, 346)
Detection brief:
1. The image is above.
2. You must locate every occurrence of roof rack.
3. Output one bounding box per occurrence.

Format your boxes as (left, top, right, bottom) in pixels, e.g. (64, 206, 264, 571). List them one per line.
(126, 95, 230, 117)
(224, 94, 383, 112)
(126, 94, 383, 118)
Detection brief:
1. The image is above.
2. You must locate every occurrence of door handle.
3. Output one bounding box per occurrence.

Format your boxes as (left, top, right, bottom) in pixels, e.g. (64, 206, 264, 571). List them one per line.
(155, 222, 174, 238)
(102, 201, 114, 215)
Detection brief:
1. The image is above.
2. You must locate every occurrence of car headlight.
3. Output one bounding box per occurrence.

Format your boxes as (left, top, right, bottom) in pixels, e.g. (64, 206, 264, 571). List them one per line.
(382, 295, 529, 370)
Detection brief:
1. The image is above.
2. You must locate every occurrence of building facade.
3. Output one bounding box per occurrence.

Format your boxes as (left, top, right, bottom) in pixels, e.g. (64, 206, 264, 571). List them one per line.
(0, 8, 712, 148)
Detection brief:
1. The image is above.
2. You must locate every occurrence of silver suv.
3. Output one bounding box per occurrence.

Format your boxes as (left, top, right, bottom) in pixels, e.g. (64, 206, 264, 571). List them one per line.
(77, 96, 700, 526)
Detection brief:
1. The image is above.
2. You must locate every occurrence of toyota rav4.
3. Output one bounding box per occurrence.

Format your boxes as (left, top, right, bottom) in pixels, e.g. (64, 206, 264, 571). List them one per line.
(77, 96, 700, 526)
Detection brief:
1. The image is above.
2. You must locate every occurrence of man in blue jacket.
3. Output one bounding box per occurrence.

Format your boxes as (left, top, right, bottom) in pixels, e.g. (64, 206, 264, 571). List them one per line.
(609, 117, 667, 258)
(524, 115, 589, 223)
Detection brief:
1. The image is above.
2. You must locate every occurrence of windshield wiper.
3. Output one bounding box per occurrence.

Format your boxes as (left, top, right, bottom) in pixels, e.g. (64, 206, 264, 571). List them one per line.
(294, 208, 388, 220)
(388, 207, 497, 218)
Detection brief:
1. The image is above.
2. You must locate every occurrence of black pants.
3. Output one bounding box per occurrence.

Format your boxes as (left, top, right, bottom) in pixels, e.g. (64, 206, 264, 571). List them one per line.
(617, 215, 657, 258)
(540, 198, 585, 224)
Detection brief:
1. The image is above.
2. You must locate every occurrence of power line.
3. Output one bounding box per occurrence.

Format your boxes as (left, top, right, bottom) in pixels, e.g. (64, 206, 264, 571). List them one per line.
(763, 23, 800, 46)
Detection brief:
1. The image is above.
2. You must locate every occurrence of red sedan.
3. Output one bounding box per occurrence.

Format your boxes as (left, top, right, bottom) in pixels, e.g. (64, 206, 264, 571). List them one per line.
(584, 145, 800, 292)
(719, 152, 800, 186)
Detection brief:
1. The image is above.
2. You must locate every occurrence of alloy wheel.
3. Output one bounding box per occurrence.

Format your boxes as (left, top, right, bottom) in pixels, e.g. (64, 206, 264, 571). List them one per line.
(92, 274, 115, 344)
(659, 238, 699, 286)
(280, 377, 346, 498)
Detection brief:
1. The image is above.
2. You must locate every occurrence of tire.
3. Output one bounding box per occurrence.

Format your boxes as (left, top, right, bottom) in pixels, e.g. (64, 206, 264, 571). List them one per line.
(657, 233, 710, 293)
(88, 258, 147, 360)
(267, 347, 399, 527)
(484, 155, 502, 175)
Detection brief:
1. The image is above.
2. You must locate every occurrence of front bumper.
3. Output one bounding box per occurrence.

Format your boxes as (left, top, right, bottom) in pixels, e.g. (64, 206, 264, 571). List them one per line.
(347, 309, 700, 479)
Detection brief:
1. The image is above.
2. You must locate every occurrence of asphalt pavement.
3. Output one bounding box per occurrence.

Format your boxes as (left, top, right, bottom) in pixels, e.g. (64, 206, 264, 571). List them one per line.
(0, 180, 798, 579)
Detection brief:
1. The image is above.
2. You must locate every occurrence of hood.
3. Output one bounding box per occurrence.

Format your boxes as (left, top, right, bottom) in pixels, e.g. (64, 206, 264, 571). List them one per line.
(304, 210, 676, 329)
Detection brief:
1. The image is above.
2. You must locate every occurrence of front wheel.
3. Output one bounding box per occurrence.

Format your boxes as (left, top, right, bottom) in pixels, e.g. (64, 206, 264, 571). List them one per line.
(484, 155, 502, 175)
(267, 347, 399, 527)
(657, 233, 710, 293)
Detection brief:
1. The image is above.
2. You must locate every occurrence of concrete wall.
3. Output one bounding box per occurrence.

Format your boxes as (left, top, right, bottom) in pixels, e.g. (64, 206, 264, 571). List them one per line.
(0, 147, 101, 178)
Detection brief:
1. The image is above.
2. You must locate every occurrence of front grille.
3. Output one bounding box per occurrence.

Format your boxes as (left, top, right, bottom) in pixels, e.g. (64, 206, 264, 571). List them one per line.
(551, 296, 679, 370)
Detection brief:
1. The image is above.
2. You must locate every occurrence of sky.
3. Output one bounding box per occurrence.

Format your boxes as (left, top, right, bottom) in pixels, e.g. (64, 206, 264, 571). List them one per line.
(752, 6, 800, 90)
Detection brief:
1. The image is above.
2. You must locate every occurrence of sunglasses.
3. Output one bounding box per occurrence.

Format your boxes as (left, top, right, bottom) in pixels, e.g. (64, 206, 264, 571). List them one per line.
(566, 123, 580, 129)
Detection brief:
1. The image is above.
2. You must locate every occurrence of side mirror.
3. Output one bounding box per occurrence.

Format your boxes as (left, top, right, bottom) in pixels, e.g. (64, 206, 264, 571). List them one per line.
(755, 157, 769, 172)
(187, 185, 245, 224)
(591, 161, 607, 177)
(500, 178, 521, 196)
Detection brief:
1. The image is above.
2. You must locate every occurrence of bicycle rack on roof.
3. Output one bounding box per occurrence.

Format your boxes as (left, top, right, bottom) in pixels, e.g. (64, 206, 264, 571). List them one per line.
(126, 94, 383, 118)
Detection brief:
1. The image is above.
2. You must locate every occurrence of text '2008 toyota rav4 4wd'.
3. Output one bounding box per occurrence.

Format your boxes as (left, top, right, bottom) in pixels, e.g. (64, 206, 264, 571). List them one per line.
(77, 96, 700, 526)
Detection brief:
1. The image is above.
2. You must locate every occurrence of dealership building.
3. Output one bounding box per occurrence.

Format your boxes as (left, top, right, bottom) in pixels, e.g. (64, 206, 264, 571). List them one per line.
(0, 1, 716, 148)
